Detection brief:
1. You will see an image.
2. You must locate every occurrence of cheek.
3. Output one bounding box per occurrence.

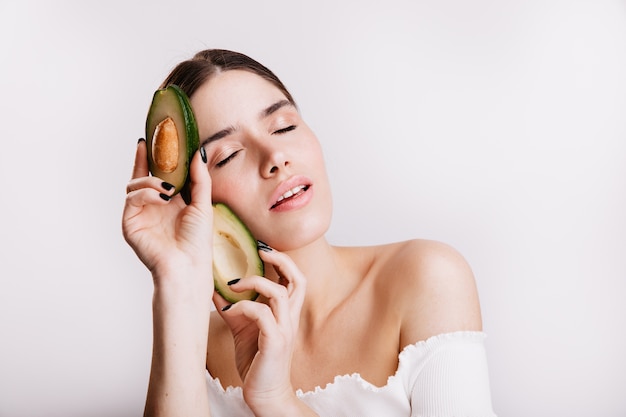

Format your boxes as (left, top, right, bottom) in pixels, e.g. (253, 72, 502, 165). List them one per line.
(210, 174, 247, 206)
(209, 170, 263, 233)
(308, 143, 329, 178)
(304, 133, 326, 165)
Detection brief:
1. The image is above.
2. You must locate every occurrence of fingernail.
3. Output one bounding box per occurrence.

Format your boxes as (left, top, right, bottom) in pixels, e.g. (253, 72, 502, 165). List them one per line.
(137, 138, 146, 144)
(221, 304, 232, 311)
(227, 278, 241, 286)
(200, 146, 207, 163)
(257, 240, 273, 252)
(161, 182, 174, 191)
(159, 193, 171, 201)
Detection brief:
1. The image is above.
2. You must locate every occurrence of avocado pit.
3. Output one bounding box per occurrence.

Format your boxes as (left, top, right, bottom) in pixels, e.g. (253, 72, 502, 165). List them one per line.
(152, 117, 179, 173)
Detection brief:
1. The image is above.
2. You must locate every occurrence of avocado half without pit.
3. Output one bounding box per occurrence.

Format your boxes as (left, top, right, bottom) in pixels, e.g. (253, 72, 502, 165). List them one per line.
(145, 85, 264, 303)
(212, 203, 264, 303)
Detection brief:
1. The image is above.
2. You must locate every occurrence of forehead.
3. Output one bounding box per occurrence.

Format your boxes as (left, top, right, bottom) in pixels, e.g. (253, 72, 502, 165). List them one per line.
(190, 70, 288, 134)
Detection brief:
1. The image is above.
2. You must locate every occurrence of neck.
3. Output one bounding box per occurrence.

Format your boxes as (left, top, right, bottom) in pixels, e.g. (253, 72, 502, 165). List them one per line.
(270, 237, 352, 330)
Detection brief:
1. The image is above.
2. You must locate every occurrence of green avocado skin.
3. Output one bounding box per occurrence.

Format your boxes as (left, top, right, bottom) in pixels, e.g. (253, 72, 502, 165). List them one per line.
(212, 203, 264, 304)
(145, 85, 199, 197)
(215, 285, 260, 304)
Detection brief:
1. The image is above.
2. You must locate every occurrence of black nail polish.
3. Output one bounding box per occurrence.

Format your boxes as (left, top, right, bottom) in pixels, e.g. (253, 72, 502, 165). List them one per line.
(221, 304, 232, 312)
(161, 182, 174, 191)
(200, 146, 207, 163)
(137, 138, 146, 144)
(159, 193, 171, 201)
(227, 278, 240, 286)
(257, 240, 273, 252)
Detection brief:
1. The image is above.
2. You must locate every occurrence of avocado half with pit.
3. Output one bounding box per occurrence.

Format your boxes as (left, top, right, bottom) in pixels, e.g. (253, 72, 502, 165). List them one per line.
(213, 203, 264, 303)
(145, 84, 199, 195)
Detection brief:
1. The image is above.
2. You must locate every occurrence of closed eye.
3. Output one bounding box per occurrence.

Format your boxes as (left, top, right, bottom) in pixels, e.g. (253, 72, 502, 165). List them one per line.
(273, 125, 296, 135)
(216, 150, 240, 167)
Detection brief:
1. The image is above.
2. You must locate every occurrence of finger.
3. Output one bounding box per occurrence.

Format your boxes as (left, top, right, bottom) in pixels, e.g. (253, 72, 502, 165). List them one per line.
(131, 138, 150, 180)
(122, 188, 172, 240)
(223, 301, 283, 342)
(125, 187, 173, 212)
(258, 248, 306, 309)
(188, 147, 212, 213)
(226, 277, 290, 325)
(126, 176, 175, 196)
(212, 290, 231, 312)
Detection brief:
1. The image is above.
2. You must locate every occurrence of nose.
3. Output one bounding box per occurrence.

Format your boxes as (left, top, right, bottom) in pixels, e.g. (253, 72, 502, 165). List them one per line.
(260, 145, 290, 178)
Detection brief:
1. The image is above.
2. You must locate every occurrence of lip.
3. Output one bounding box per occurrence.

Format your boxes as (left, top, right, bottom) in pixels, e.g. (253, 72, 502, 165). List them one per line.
(269, 175, 313, 211)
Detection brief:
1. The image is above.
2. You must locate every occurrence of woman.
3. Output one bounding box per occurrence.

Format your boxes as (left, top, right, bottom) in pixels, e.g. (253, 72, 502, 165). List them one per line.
(123, 49, 496, 417)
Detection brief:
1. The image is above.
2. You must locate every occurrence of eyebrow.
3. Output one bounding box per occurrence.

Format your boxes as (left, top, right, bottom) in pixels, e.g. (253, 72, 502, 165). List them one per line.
(261, 99, 293, 118)
(200, 100, 294, 147)
(201, 126, 236, 148)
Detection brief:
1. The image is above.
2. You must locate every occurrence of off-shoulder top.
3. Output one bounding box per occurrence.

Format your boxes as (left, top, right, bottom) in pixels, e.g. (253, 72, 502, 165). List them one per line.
(205, 331, 497, 416)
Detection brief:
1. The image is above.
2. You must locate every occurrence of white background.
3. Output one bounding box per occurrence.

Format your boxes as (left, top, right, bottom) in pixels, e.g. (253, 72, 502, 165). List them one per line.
(1, 1, 625, 416)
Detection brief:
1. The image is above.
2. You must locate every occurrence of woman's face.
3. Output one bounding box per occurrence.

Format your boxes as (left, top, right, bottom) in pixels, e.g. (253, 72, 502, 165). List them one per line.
(190, 70, 332, 251)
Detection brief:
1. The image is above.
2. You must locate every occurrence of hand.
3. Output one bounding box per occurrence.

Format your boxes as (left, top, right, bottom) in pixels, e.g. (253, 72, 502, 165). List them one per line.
(212, 247, 307, 414)
(122, 139, 213, 284)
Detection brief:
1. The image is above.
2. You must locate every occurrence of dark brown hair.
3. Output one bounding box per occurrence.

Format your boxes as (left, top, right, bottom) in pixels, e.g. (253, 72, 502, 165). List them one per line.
(160, 49, 296, 106)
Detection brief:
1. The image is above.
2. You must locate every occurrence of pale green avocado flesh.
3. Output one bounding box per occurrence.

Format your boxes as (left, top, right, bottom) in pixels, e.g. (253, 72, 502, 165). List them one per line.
(213, 203, 264, 303)
(145, 85, 199, 195)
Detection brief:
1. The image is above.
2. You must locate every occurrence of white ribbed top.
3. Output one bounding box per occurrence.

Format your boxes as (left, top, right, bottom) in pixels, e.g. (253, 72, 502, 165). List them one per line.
(206, 331, 497, 417)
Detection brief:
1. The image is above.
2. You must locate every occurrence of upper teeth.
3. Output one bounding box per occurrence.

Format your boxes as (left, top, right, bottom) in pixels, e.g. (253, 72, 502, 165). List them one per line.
(277, 185, 306, 203)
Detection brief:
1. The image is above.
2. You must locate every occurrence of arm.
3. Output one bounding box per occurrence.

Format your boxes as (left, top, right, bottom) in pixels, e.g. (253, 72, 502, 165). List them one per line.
(123, 141, 214, 416)
(145, 269, 212, 417)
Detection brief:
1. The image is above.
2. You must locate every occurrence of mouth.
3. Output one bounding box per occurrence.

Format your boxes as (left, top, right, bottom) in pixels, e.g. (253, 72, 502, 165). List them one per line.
(270, 184, 311, 209)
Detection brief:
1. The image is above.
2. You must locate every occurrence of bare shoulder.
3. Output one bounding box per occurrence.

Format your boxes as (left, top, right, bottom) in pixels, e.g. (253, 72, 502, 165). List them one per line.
(373, 239, 483, 346)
